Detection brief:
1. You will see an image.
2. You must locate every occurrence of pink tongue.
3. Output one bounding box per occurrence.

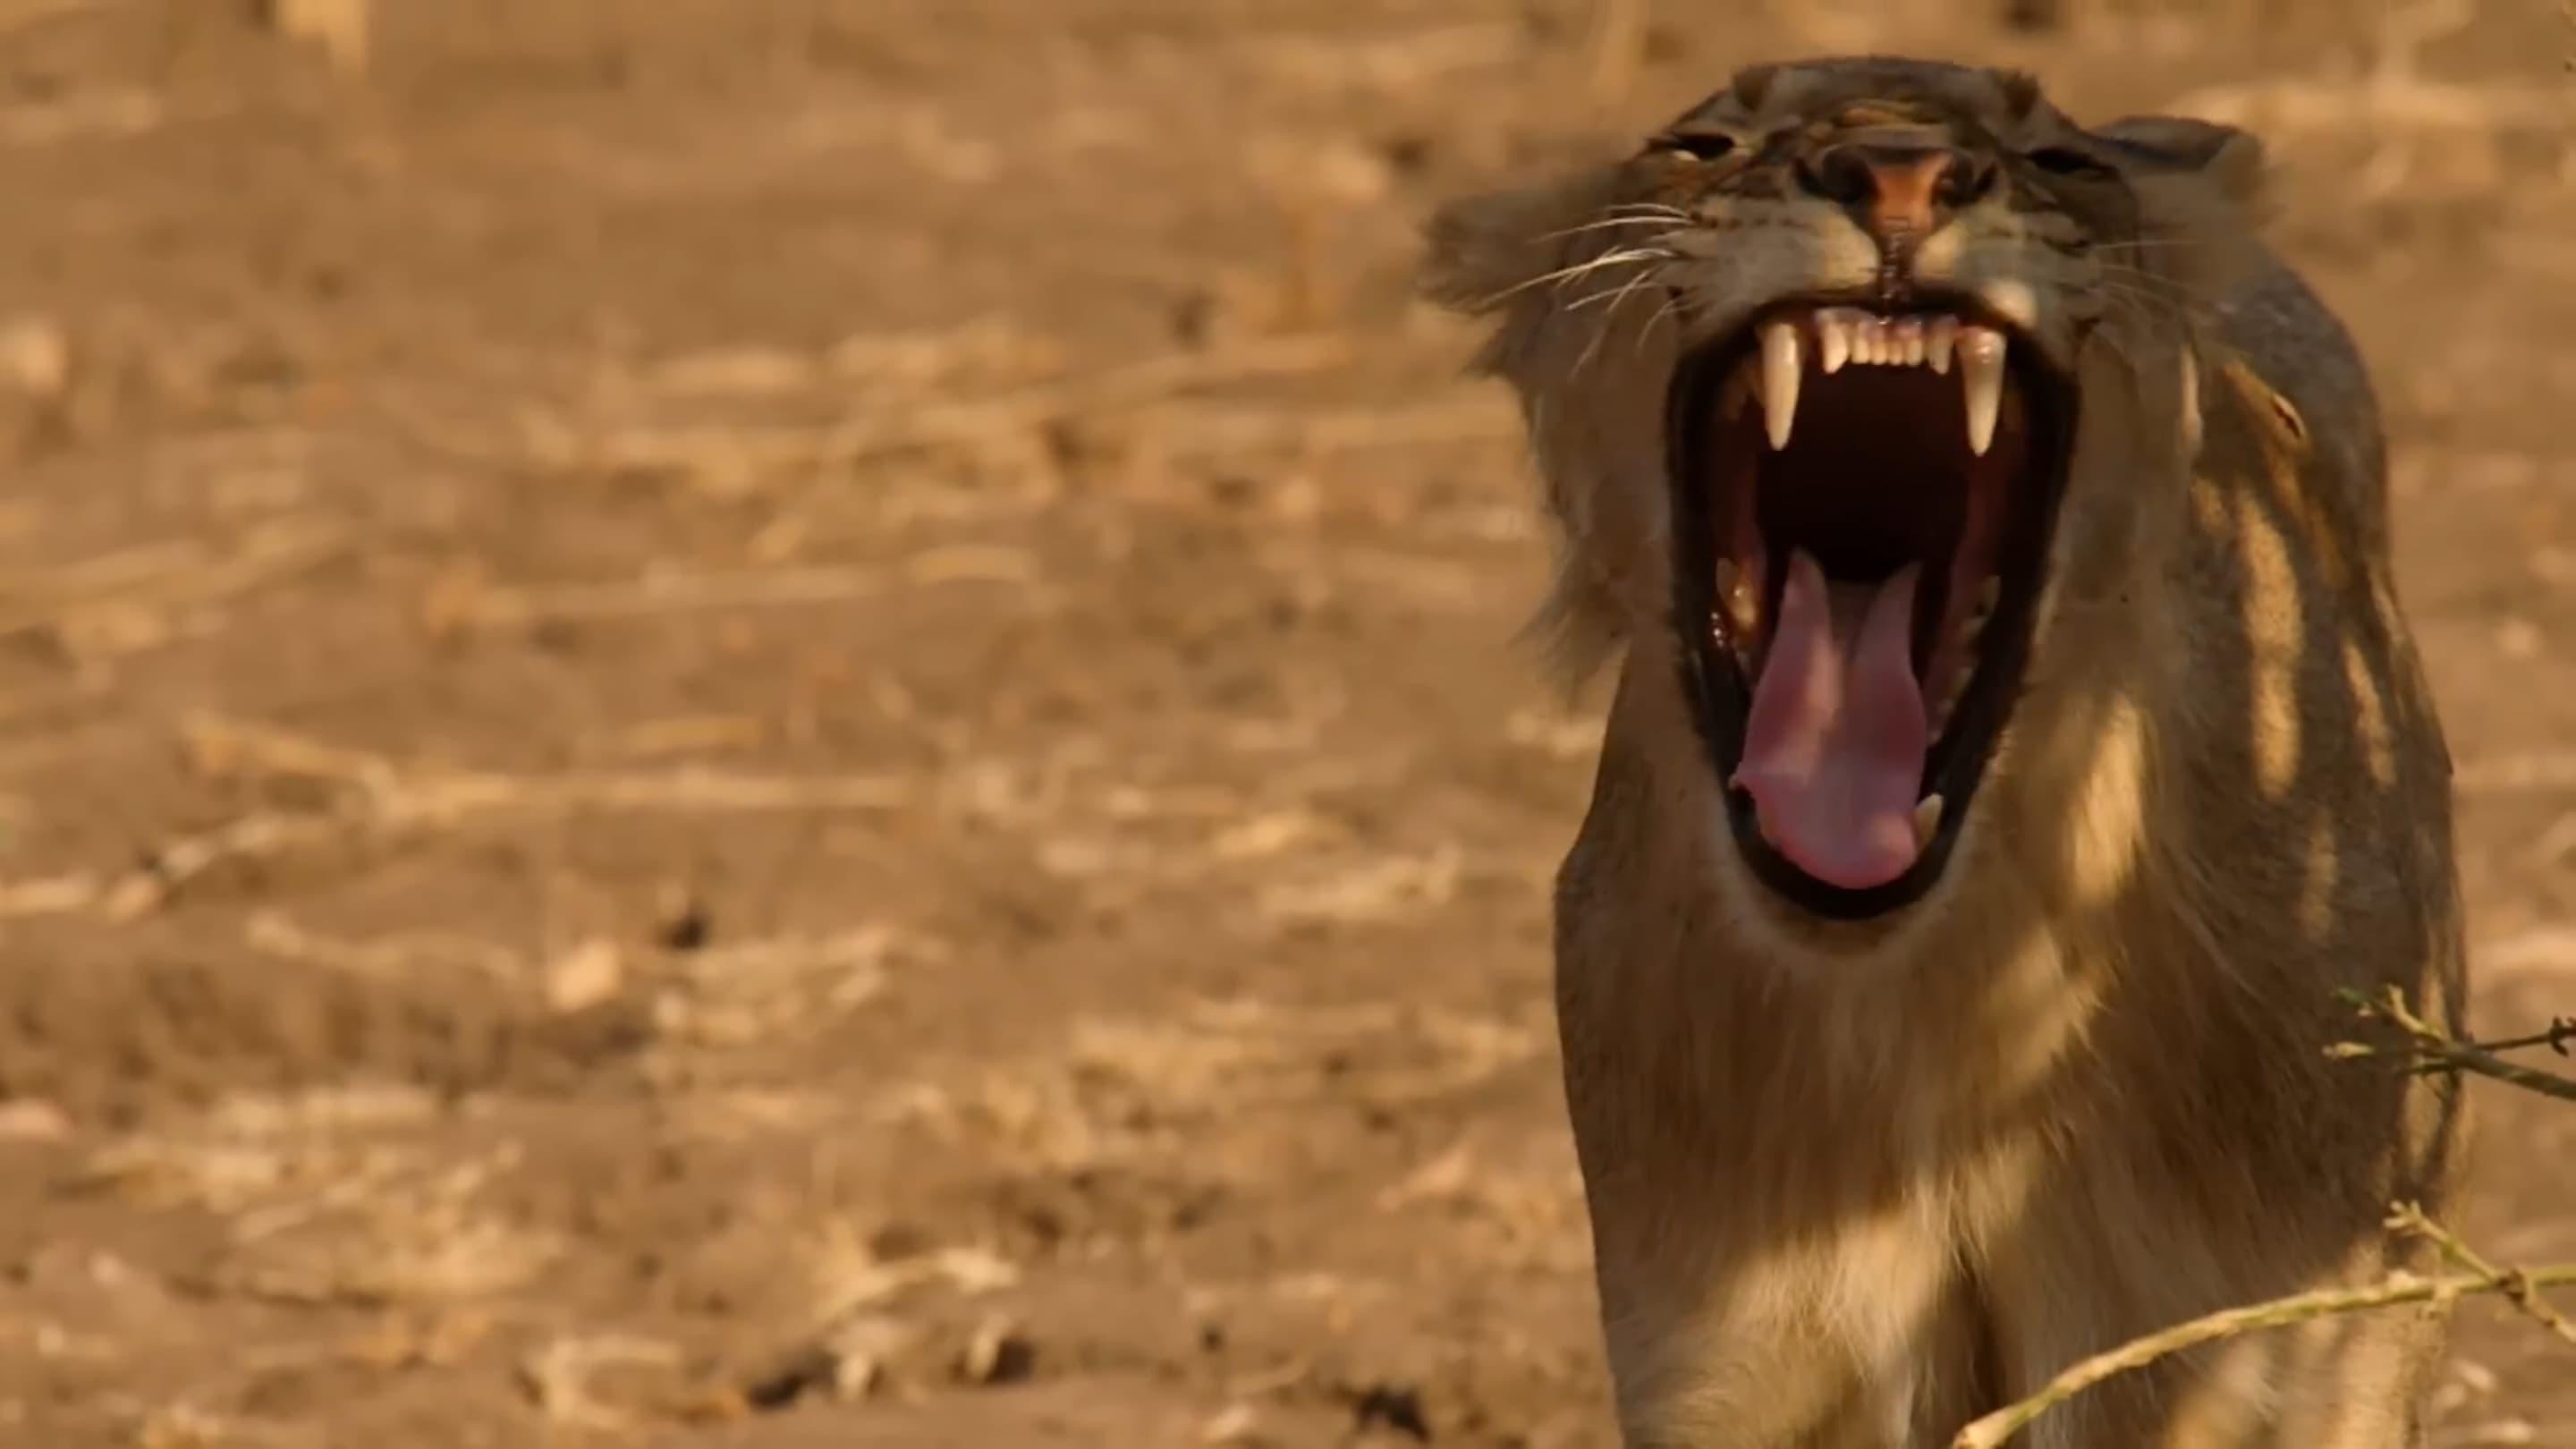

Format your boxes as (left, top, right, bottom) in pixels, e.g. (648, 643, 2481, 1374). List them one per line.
(1733, 550, 1929, 890)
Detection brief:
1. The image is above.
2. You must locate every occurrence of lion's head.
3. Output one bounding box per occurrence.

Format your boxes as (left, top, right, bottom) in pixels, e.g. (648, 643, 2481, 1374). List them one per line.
(1426, 57, 2267, 923)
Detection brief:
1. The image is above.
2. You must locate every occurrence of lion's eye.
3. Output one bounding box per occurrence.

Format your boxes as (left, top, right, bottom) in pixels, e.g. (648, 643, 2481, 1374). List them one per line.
(2027, 146, 2112, 178)
(1653, 131, 1739, 162)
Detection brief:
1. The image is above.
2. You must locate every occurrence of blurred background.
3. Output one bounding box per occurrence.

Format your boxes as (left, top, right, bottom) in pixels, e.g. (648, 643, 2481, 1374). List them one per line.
(0, 1, 2567, 1445)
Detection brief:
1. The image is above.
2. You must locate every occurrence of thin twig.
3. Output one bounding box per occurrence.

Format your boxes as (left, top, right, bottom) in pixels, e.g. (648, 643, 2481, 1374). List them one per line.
(2389, 1202, 2576, 1349)
(2449, 1018, 2576, 1056)
(0, 523, 343, 649)
(2328, 987, 2576, 1104)
(1949, 1259, 2576, 1449)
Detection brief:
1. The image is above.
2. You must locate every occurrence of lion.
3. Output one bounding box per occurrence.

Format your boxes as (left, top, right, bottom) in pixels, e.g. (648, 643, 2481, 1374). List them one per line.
(1422, 57, 2467, 1447)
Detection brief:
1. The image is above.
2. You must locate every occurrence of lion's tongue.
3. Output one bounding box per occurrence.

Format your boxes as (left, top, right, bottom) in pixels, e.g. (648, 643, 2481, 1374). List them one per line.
(1733, 550, 1928, 891)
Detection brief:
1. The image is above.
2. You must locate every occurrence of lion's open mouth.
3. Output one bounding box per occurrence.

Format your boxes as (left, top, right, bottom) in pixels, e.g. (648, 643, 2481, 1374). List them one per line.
(1669, 301, 2073, 919)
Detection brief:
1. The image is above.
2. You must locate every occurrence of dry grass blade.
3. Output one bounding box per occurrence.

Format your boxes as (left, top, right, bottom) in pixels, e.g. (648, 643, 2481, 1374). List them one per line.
(517, 1335, 682, 1430)
(1147, 397, 1518, 458)
(0, 716, 915, 919)
(537, 333, 1357, 487)
(0, 873, 104, 917)
(244, 911, 521, 982)
(182, 713, 911, 813)
(427, 564, 884, 631)
(0, 522, 343, 650)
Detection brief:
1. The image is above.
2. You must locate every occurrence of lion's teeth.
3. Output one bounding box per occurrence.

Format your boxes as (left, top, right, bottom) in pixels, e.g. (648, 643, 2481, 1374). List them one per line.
(1754, 311, 2005, 454)
(1894, 318, 1925, 367)
(1960, 326, 2006, 456)
(1962, 575, 1999, 641)
(1912, 794, 1945, 847)
(1818, 311, 1853, 374)
(1759, 320, 1801, 450)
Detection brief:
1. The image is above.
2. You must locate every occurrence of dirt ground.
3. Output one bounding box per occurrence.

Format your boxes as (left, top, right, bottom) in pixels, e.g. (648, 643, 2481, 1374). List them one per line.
(0, 2, 2568, 1445)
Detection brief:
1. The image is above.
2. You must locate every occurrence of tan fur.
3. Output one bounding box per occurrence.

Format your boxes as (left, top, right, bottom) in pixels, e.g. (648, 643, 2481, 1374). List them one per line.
(1425, 58, 2465, 1447)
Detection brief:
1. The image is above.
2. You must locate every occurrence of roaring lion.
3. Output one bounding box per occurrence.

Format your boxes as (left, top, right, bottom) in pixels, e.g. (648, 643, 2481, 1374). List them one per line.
(1424, 57, 2466, 1446)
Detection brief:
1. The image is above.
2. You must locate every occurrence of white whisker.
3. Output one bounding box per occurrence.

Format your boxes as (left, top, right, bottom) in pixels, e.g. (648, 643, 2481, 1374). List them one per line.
(1473, 247, 1671, 309)
(1570, 264, 1669, 377)
(1538, 216, 1688, 243)
(1635, 292, 1687, 359)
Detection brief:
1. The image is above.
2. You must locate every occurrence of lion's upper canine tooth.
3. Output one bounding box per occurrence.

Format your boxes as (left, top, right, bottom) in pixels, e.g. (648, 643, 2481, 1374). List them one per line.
(1960, 326, 2006, 456)
(1927, 317, 1958, 375)
(1760, 321, 1801, 450)
(1911, 794, 1945, 848)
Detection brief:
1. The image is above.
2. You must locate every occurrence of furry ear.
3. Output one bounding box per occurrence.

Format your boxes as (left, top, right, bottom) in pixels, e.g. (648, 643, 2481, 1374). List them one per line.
(1419, 165, 1625, 326)
(1729, 63, 1779, 109)
(1418, 163, 1659, 691)
(2094, 114, 2266, 207)
(2093, 114, 2272, 303)
(1989, 67, 2045, 122)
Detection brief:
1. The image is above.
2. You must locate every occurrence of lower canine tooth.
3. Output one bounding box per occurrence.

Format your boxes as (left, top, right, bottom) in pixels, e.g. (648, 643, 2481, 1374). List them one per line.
(1760, 321, 1801, 450)
(1960, 326, 2006, 456)
(1716, 558, 1758, 633)
(1961, 582, 1998, 642)
(1912, 795, 1945, 847)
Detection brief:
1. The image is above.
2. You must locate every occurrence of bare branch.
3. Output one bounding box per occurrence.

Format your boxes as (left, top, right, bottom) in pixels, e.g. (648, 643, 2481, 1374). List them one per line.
(1950, 1258, 2576, 1449)
(2327, 987, 2576, 1104)
(2389, 1202, 2576, 1349)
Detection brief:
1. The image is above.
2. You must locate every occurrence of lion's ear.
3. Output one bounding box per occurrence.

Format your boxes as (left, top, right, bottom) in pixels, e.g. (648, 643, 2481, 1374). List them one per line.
(1419, 165, 1623, 322)
(2094, 114, 2266, 207)
(2092, 114, 2270, 299)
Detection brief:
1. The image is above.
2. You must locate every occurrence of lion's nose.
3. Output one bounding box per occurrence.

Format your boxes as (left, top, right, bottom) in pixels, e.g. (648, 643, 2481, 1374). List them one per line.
(1796, 142, 1996, 250)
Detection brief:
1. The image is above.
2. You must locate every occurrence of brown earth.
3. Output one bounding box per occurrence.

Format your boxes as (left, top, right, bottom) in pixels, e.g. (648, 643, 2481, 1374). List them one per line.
(0, 2, 2568, 1445)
